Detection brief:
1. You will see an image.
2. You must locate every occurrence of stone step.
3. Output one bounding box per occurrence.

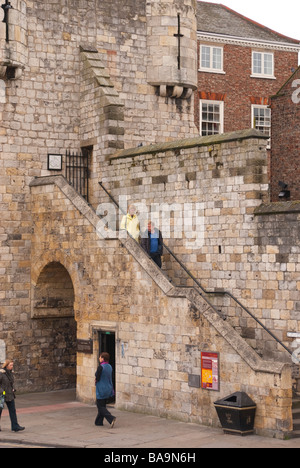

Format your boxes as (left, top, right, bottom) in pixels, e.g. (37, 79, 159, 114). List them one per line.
(293, 418, 300, 431)
(292, 398, 300, 410)
(292, 409, 300, 420)
(292, 398, 300, 437)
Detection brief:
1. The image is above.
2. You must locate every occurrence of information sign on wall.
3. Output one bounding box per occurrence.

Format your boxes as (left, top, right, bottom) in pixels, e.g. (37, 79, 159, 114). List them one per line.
(201, 352, 219, 391)
(77, 339, 93, 354)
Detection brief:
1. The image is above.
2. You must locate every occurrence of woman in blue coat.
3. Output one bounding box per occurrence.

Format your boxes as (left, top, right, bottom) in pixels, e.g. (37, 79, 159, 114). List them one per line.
(95, 352, 116, 428)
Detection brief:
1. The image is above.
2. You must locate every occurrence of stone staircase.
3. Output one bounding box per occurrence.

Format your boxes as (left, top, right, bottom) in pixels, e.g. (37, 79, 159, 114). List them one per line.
(292, 396, 300, 438)
(292, 371, 300, 438)
(98, 179, 300, 438)
(30, 175, 297, 439)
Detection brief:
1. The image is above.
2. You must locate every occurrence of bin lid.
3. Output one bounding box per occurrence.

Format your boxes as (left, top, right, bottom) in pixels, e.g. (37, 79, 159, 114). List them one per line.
(214, 392, 256, 408)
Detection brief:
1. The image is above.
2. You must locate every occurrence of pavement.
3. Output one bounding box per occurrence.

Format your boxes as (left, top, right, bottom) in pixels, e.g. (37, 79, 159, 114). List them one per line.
(0, 389, 300, 449)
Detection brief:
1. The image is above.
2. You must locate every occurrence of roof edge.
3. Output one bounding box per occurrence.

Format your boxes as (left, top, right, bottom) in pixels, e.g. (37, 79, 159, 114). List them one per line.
(197, 1, 300, 45)
(270, 65, 300, 99)
(197, 31, 300, 52)
(220, 3, 300, 44)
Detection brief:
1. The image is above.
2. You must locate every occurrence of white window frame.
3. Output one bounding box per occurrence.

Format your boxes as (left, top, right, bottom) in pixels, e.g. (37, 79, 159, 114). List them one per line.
(251, 51, 275, 79)
(200, 100, 224, 137)
(251, 104, 271, 148)
(199, 45, 225, 74)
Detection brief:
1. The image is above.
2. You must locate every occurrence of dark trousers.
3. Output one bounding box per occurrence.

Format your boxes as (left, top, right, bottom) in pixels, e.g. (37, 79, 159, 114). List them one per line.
(150, 253, 162, 268)
(0, 399, 20, 430)
(95, 399, 114, 426)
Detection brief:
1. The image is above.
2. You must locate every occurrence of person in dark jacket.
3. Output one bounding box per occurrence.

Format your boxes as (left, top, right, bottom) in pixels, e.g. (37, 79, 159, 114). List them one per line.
(95, 352, 116, 428)
(141, 221, 163, 268)
(0, 359, 25, 432)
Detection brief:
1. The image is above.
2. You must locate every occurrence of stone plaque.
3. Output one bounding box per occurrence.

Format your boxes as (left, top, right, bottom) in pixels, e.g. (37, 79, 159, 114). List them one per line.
(188, 374, 201, 388)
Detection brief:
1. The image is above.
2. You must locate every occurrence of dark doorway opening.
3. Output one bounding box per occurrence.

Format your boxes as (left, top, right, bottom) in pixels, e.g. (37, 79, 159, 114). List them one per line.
(32, 262, 77, 392)
(98, 331, 116, 403)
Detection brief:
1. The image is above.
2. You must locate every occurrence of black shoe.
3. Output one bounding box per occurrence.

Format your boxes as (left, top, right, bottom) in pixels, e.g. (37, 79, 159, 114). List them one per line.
(12, 426, 25, 432)
(110, 418, 116, 428)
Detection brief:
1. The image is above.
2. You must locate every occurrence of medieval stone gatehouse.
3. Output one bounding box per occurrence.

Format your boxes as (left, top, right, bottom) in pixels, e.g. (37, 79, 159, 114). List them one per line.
(1, 0, 300, 438)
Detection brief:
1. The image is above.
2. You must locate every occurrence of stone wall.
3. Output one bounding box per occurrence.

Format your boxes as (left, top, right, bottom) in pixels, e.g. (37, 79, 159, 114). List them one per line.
(99, 129, 300, 363)
(0, 0, 198, 388)
(254, 201, 300, 361)
(0, 0, 28, 78)
(146, 0, 198, 98)
(0, 0, 299, 438)
(29, 175, 293, 439)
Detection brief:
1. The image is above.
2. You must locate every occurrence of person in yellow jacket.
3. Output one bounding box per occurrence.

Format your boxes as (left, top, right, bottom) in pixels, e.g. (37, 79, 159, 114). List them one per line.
(120, 205, 140, 242)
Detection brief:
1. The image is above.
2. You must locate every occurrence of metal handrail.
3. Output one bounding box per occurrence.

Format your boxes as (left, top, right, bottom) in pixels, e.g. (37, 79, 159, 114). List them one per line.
(98, 182, 293, 357)
(164, 243, 293, 357)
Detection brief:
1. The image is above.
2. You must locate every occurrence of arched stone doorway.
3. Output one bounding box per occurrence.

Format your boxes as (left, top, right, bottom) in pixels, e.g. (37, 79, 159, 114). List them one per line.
(31, 262, 77, 391)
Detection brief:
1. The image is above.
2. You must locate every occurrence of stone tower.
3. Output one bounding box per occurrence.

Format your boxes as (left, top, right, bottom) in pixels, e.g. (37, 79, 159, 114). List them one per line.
(0, 0, 199, 391)
(0, 0, 27, 80)
(146, 0, 198, 99)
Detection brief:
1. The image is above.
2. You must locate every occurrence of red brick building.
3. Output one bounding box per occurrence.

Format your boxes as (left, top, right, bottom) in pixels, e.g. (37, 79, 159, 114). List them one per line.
(270, 66, 300, 201)
(196, 1, 300, 139)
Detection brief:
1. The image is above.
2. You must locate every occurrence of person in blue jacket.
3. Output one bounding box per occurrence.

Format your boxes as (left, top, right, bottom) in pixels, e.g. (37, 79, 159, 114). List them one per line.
(95, 352, 116, 428)
(141, 220, 163, 268)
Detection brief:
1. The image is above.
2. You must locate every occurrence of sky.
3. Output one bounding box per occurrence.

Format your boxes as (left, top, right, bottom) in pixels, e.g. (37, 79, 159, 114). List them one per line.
(213, 0, 300, 43)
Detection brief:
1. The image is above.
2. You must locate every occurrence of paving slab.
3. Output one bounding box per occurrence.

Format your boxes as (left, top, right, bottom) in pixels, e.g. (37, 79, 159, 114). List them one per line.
(0, 389, 299, 449)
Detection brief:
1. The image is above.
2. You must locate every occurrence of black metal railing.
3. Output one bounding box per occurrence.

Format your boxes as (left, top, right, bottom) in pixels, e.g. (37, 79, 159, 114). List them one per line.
(164, 244, 293, 357)
(66, 150, 89, 202)
(98, 181, 293, 358)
